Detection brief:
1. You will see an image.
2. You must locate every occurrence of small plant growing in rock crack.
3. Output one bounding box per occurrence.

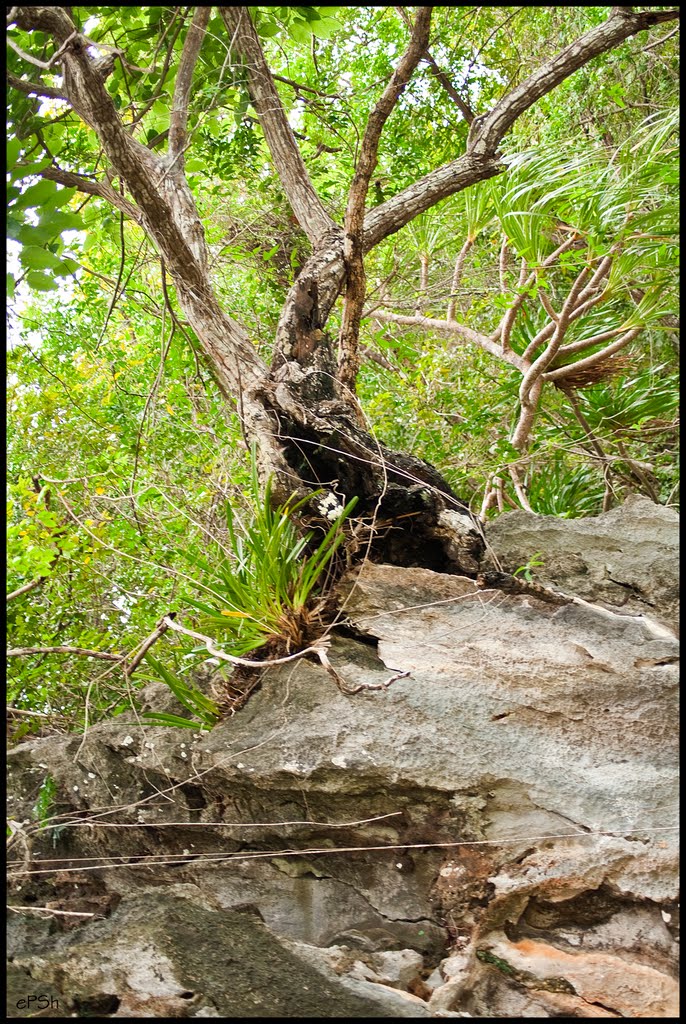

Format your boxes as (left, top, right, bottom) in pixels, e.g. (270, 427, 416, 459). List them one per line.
(143, 452, 357, 728)
(32, 773, 57, 827)
(513, 551, 544, 582)
(141, 654, 222, 731)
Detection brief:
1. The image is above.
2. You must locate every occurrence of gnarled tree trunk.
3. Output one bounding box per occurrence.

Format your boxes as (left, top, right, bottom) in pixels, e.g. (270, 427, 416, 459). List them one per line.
(10, 5, 679, 575)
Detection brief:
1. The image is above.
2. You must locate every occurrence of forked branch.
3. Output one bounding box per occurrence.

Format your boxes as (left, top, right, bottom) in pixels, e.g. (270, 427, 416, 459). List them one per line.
(168, 6, 211, 171)
(219, 6, 336, 247)
(338, 6, 432, 390)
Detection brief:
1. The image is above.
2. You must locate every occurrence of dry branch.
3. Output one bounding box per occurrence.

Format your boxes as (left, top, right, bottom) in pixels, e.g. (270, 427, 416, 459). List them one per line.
(6, 646, 125, 662)
(219, 6, 336, 247)
(168, 6, 210, 170)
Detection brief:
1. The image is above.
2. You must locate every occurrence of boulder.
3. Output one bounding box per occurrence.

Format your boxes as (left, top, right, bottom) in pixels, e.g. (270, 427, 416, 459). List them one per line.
(7, 497, 678, 1017)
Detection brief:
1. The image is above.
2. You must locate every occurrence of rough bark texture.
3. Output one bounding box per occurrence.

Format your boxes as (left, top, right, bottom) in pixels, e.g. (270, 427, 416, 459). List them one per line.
(7, 496, 679, 1017)
(8, 5, 680, 570)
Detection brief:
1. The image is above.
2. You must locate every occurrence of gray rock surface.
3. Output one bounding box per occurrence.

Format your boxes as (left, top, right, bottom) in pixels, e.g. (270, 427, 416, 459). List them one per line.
(7, 497, 679, 1017)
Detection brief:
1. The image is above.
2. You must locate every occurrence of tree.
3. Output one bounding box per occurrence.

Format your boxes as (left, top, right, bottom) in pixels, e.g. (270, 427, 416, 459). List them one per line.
(6, 7, 680, 724)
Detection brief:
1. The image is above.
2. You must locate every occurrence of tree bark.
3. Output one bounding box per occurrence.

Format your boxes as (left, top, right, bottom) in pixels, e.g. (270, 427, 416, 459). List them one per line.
(10, 5, 679, 576)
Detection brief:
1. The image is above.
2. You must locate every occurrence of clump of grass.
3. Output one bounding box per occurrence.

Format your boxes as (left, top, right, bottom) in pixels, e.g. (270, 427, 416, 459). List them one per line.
(143, 453, 357, 728)
(142, 653, 221, 731)
(181, 464, 357, 658)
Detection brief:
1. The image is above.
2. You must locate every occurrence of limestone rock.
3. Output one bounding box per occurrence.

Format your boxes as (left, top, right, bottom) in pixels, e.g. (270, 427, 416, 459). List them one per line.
(6, 497, 679, 1017)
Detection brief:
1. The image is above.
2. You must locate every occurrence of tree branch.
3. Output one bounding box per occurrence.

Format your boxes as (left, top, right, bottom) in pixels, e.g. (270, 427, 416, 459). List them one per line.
(6, 646, 125, 662)
(7, 69, 67, 100)
(364, 7, 679, 251)
(543, 328, 641, 383)
(446, 237, 474, 320)
(39, 165, 143, 223)
(553, 325, 627, 360)
(363, 153, 502, 251)
(13, 4, 267, 400)
(219, 6, 336, 247)
(369, 309, 526, 370)
(466, 6, 680, 159)
(7, 578, 46, 602)
(168, 6, 210, 170)
(7, 33, 51, 69)
(518, 268, 591, 408)
(496, 238, 581, 352)
(338, 6, 432, 391)
(272, 73, 341, 100)
(395, 3, 475, 123)
(422, 50, 475, 124)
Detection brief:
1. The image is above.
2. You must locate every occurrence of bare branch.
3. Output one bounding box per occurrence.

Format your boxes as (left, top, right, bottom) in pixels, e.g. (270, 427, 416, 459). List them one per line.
(39, 165, 143, 223)
(219, 6, 336, 246)
(537, 286, 559, 322)
(511, 376, 544, 453)
(447, 237, 474, 320)
(576, 253, 614, 302)
(395, 1, 474, 122)
(509, 464, 534, 513)
(543, 329, 641, 383)
(365, 7, 679, 251)
(495, 238, 581, 352)
(7, 70, 67, 100)
(7, 646, 125, 662)
(168, 6, 210, 170)
(643, 25, 679, 50)
(521, 322, 555, 364)
(7, 33, 51, 69)
(363, 153, 502, 251)
(124, 615, 176, 677)
(369, 309, 526, 371)
(7, 578, 45, 602)
(272, 73, 341, 100)
(518, 267, 591, 405)
(466, 7, 680, 159)
(479, 474, 504, 521)
(338, 7, 432, 389)
(553, 325, 627, 359)
(422, 51, 475, 124)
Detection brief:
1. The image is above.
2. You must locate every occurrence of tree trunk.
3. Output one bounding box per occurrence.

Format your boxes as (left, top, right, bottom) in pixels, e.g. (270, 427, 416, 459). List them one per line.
(12, 4, 677, 577)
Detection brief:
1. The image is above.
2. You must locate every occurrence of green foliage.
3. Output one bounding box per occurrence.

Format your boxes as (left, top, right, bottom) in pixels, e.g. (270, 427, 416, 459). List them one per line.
(513, 552, 544, 583)
(32, 775, 57, 828)
(141, 655, 220, 732)
(181, 454, 358, 659)
(5, 5, 679, 737)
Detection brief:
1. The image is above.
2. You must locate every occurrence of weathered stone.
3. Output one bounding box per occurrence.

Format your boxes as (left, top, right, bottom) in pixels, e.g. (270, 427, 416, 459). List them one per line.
(481, 493, 679, 630)
(6, 497, 679, 1017)
(481, 932, 679, 1018)
(10, 893, 432, 1018)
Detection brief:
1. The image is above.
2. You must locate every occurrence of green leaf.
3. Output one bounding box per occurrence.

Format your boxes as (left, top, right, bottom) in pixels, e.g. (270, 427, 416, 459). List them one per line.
(6, 216, 23, 242)
(141, 712, 207, 730)
(32, 774, 57, 827)
(256, 19, 279, 38)
(7, 138, 21, 168)
(40, 209, 85, 233)
(20, 246, 65, 272)
(9, 159, 52, 183)
(12, 178, 57, 211)
(288, 19, 313, 43)
(310, 16, 342, 38)
(25, 270, 59, 292)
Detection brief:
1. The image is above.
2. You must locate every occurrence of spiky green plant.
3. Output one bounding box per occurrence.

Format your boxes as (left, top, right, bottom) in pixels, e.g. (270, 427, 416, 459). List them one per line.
(141, 654, 221, 731)
(181, 463, 358, 657)
(143, 450, 357, 726)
